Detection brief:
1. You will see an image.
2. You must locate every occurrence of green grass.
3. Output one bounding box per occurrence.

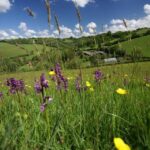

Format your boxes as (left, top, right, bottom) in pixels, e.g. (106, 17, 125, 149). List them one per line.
(136, 28, 149, 35)
(0, 62, 149, 81)
(121, 35, 150, 57)
(0, 42, 49, 58)
(0, 62, 150, 149)
(0, 42, 26, 58)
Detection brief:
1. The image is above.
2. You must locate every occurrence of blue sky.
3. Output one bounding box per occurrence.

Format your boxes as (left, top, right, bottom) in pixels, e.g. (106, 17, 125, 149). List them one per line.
(0, 0, 150, 39)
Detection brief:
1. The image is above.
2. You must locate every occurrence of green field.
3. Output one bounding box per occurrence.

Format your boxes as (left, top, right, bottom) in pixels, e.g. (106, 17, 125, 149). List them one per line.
(121, 35, 150, 57)
(0, 62, 150, 149)
(0, 42, 48, 58)
(1, 29, 150, 59)
(0, 62, 150, 82)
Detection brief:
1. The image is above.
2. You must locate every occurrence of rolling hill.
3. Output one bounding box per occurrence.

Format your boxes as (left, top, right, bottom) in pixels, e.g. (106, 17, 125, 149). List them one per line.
(0, 28, 150, 59)
(121, 35, 150, 57)
(0, 42, 49, 58)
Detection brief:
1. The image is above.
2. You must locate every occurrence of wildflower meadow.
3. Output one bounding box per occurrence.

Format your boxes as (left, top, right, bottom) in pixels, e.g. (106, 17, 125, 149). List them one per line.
(0, 0, 150, 149)
(0, 62, 150, 149)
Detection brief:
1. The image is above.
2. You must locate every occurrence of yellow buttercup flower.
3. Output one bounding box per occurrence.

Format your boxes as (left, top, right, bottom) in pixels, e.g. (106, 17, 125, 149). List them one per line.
(116, 88, 127, 95)
(86, 81, 91, 87)
(114, 137, 131, 150)
(49, 71, 55, 76)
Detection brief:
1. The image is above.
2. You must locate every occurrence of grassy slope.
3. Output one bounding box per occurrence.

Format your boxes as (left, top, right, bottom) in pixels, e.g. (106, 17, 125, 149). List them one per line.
(0, 43, 49, 58)
(121, 35, 150, 57)
(0, 43, 25, 58)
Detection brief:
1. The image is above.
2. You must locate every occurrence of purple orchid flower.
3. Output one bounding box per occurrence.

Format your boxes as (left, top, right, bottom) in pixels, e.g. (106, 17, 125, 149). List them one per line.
(6, 78, 25, 94)
(51, 63, 68, 91)
(94, 70, 103, 82)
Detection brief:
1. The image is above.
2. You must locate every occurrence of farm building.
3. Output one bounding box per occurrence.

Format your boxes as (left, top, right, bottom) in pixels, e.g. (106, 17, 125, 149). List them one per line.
(82, 50, 106, 57)
(104, 57, 117, 64)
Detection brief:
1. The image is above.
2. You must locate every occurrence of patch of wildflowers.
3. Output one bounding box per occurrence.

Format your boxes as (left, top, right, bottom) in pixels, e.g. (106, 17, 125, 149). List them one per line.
(50, 63, 68, 91)
(35, 73, 53, 112)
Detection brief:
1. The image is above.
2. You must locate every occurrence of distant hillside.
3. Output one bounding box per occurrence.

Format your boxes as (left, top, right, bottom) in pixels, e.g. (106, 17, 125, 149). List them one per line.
(0, 43, 25, 58)
(0, 42, 49, 58)
(0, 27, 150, 73)
(121, 35, 150, 57)
(0, 27, 150, 58)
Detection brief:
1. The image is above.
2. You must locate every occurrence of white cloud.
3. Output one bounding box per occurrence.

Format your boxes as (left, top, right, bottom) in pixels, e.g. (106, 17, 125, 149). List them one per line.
(0, 30, 18, 40)
(24, 29, 36, 37)
(38, 29, 49, 37)
(0, 0, 12, 13)
(18, 22, 28, 32)
(53, 25, 75, 38)
(75, 23, 80, 29)
(9, 29, 19, 35)
(82, 31, 90, 36)
(0, 30, 9, 39)
(104, 4, 150, 33)
(87, 22, 97, 29)
(18, 22, 37, 37)
(87, 22, 97, 34)
(144, 4, 150, 15)
(0, 21, 94, 40)
(110, 19, 123, 25)
(74, 23, 83, 36)
(9, 35, 18, 39)
(66, 0, 94, 7)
